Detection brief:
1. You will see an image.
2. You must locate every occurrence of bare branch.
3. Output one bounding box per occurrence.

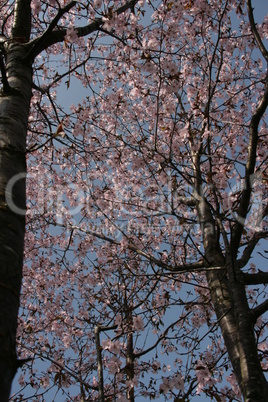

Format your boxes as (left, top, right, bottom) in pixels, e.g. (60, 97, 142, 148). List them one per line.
(238, 231, 268, 268)
(251, 299, 268, 322)
(134, 316, 188, 359)
(247, 0, 268, 62)
(243, 271, 268, 285)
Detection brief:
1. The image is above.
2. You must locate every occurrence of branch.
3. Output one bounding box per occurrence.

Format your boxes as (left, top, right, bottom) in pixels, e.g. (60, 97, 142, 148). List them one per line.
(231, 1, 268, 254)
(238, 231, 268, 268)
(251, 299, 268, 322)
(73, 0, 138, 37)
(177, 196, 197, 206)
(232, 74, 268, 254)
(16, 357, 33, 369)
(65, 224, 208, 273)
(37, 352, 98, 390)
(247, 0, 268, 62)
(243, 271, 268, 285)
(27, 0, 138, 60)
(95, 326, 104, 402)
(134, 316, 187, 359)
(26, 1, 77, 60)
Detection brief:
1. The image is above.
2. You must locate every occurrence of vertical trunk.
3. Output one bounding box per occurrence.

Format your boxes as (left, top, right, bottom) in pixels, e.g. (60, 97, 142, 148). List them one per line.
(207, 266, 268, 402)
(95, 326, 105, 402)
(126, 332, 134, 402)
(197, 195, 268, 401)
(206, 269, 241, 382)
(124, 288, 135, 402)
(227, 258, 268, 402)
(0, 42, 32, 400)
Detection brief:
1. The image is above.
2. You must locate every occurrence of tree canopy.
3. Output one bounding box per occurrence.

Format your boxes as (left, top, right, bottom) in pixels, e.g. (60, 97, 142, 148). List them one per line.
(0, 0, 267, 401)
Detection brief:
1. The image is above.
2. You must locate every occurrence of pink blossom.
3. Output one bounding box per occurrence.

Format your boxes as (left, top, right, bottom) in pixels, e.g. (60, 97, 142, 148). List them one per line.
(172, 373, 184, 392)
(159, 377, 170, 394)
(65, 27, 78, 43)
(93, 0, 102, 8)
(133, 316, 144, 332)
(102, 339, 121, 354)
(226, 373, 242, 399)
(106, 357, 121, 374)
(31, 0, 41, 14)
(195, 361, 219, 394)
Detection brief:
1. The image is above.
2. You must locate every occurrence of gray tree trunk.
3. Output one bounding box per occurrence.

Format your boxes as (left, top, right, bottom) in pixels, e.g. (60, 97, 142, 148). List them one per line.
(197, 198, 268, 401)
(207, 267, 268, 402)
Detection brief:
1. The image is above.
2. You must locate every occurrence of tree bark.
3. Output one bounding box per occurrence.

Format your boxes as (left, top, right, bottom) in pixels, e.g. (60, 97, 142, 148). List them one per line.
(126, 332, 135, 402)
(196, 185, 268, 400)
(95, 326, 105, 402)
(207, 267, 268, 402)
(0, 41, 32, 400)
(201, 215, 268, 400)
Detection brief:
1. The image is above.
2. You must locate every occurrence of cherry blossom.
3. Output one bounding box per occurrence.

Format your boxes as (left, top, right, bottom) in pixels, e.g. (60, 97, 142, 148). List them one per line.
(1, 0, 267, 401)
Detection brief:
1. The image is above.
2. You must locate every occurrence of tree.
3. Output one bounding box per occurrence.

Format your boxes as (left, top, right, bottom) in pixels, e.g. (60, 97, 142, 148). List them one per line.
(0, 0, 267, 401)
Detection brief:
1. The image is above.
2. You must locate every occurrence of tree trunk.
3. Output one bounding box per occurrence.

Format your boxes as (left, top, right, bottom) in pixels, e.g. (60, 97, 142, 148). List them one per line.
(197, 194, 268, 401)
(126, 332, 135, 402)
(95, 326, 105, 402)
(206, 260, 268, 402)
(0, 41, 32, 400)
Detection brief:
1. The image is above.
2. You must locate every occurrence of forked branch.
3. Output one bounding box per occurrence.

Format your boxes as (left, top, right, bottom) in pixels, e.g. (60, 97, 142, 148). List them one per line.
(238, 231, 268, 268)
(26, 1, 77, 60)
(27, 0, 138, 60)
(232, 76, 268, 254)
(231, 2, 268, 255)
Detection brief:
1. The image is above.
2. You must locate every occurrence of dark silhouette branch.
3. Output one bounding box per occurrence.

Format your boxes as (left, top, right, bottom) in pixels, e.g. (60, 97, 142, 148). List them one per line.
(134, 316, 188, 359)
(26, 1, 77, 60)
(16, 357, 33, 369)
(243, 271, 268, 285)
(251, 299, 268, 322)
(231, 3, 268, 255)
(34, 352, 98, 391)
(27, 0, 138, 60)
(247, 0, 268, 62)
(238, 231, 268, 268)
(232, 73, 268, 254)
(95, 325, 104, 402)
